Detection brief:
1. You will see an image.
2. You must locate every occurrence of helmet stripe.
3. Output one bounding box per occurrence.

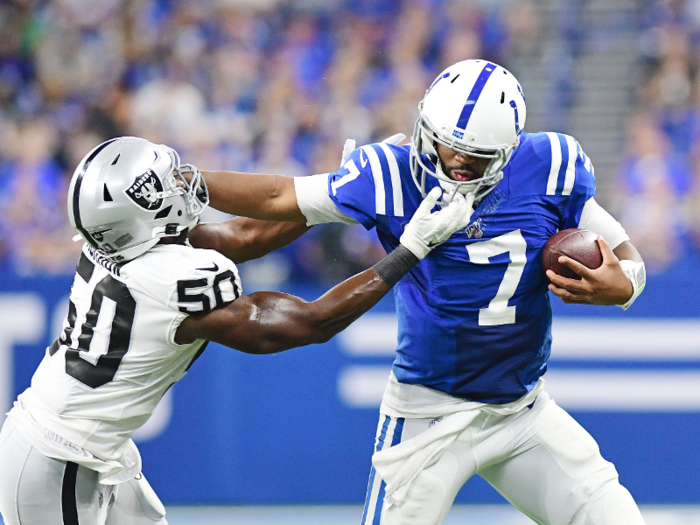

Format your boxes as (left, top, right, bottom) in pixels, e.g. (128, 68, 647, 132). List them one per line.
(455, 62, 497, 131)
(72, 138, 118, 248)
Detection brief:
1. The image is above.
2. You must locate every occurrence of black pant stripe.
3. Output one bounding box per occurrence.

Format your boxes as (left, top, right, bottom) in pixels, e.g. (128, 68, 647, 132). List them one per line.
(61, 462, 79, 525)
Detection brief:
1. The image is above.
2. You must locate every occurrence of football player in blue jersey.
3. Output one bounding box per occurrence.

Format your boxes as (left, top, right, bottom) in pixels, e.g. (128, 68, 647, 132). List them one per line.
(188, 60, 647, 525)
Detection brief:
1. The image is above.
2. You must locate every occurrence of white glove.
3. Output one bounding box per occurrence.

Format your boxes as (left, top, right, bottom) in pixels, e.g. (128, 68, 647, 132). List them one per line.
(339, 133, 407, 168)
(381, 133, 406, 145)
(339, 138, 356, 168)
(400, 187, 475, 260)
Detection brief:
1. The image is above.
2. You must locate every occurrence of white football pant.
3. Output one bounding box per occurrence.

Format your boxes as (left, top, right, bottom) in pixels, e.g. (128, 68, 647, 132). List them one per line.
(0, 418, 167, 525)
(362, 391, 646, 525)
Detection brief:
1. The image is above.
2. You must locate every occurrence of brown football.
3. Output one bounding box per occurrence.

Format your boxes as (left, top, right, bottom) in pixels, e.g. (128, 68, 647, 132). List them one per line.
(542, 228, 602, 281)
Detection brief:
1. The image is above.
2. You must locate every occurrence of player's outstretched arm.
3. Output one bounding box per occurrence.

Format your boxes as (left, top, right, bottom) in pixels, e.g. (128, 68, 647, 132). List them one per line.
(193, 135, 404, 222)
(189, 217, 311, 263)
(199, 170, 306, 222)
(546, 238, 645, 307)
(176, 266, 392, 353)
(176, 188, 474, 353)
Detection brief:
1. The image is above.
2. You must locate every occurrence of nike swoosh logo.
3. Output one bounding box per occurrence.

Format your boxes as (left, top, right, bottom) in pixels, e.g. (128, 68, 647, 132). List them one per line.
(196, 263, 219, 272)
(360, 149, 368, 168)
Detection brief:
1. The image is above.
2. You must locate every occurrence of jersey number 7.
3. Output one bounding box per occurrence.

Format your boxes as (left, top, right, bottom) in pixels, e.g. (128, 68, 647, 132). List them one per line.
(466, 230, 527, 326)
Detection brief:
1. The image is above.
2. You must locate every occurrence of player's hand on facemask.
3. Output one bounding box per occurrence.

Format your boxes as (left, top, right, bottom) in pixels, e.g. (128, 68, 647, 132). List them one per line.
(400, 187, 475, 260)
(338, 133, 407, 168)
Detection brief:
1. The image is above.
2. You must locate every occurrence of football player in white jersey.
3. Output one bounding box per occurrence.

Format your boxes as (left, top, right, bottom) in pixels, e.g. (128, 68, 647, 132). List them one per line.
(0, 136, 474, 525)
(173, 60, 648, 525)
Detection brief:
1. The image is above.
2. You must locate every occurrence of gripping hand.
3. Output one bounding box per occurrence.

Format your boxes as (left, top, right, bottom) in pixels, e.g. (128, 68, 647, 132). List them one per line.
(400, 188, 474, 260)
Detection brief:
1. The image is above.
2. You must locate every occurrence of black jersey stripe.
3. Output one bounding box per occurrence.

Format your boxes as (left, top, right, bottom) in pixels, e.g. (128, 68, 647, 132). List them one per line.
(72, 138, 118, 248)
(76, 252, 95, 283)
(61, 462, 79, 525)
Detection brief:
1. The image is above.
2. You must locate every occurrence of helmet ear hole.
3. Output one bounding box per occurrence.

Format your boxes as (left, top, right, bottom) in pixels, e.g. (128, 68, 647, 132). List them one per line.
(103, 185, 113, 202)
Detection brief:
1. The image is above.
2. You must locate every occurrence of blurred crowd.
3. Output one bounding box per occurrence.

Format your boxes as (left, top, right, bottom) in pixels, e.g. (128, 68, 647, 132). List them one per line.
(613, 0, 700, 274)
(1, 0, 699, 283)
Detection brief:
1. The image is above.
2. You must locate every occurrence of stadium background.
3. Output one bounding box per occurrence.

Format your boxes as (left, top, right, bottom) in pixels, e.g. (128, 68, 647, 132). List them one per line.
(1, 0, 700, 523)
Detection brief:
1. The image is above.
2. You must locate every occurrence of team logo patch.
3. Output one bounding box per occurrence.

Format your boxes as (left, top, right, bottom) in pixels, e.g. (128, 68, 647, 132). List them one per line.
(465, 218, 484, 238)
(125, 170, 163, 210)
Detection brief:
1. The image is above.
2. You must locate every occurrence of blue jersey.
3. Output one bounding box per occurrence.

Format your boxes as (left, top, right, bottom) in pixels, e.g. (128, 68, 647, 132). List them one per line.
(327, 132, 596, 404)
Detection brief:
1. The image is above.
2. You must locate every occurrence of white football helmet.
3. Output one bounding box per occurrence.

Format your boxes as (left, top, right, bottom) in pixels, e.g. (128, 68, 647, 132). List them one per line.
(410, 59, 526, 201)
(67, 136, 208, 262)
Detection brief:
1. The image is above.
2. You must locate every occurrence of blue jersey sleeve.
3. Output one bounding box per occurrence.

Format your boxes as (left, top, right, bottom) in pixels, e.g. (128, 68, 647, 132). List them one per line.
(327, 143, 409, 230)
(561, 138, 596, 229)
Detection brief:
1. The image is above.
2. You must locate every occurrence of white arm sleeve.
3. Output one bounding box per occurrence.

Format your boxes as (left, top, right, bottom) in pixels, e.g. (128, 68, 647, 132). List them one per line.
(578, 198, 645, 310)
(577, 198, 629, 249)
(293, 174, 360, 226)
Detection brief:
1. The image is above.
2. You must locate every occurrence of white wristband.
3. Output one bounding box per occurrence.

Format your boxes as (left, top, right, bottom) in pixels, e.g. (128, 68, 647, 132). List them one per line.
(617, 259, 646, 310)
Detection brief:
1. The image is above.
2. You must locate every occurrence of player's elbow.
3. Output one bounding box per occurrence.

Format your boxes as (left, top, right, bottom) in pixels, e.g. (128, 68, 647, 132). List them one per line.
(236, 330, 320, 355)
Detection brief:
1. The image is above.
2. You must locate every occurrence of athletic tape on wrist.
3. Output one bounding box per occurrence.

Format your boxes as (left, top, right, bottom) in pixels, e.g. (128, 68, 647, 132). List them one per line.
(618, 259, 646, 310)
(373, 244, 420, 289)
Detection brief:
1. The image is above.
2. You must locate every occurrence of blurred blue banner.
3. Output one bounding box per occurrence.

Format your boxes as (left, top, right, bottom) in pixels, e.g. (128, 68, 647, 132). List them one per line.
(1, 265, 699, 505)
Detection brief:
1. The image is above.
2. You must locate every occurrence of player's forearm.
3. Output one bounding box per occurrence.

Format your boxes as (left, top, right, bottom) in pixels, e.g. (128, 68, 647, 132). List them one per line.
(612, 241, 643, 264)
(301, 245, 420, 345)
(200, 170, 307, 222)
(236, 271, 388, 354)
(189, 218, 310, 263)
(242, 246, 419, 353)
(306, 270, 390, 343)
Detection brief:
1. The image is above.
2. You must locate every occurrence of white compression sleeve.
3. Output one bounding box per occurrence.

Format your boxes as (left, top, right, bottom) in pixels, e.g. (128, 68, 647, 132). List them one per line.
(578, 198, 645, 309)
(577, 198, 629, 249)
(293, 174, 359, 226)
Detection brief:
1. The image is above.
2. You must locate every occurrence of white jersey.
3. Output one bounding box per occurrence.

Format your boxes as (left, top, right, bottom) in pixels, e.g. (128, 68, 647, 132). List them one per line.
(8, 242, 241, 480)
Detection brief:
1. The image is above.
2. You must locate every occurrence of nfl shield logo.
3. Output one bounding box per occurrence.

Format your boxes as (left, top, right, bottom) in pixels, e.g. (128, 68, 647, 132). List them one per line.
(465, 218, 484, 239)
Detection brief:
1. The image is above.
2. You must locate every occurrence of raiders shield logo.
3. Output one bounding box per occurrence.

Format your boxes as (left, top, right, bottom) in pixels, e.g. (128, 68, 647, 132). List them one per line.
(125, 170, 164, 210)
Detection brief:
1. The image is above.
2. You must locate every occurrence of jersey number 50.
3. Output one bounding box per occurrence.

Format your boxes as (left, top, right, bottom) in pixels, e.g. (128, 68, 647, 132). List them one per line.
(51, 275, 136, 389)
